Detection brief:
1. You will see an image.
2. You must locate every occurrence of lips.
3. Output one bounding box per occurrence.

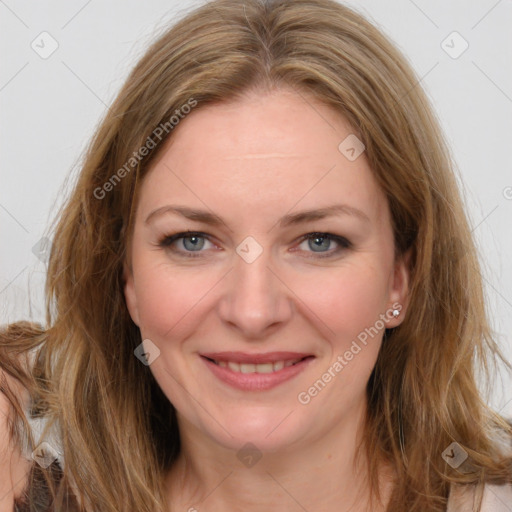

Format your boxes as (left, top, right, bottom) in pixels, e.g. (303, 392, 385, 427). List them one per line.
(200, 351, 315, 391)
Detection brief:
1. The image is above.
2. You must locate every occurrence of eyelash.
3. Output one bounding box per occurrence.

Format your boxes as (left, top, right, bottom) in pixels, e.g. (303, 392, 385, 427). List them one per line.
(157, 230, 352, 259)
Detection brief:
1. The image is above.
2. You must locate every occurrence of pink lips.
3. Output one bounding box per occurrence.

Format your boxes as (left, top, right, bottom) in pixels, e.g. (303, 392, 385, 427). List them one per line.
(200, 351, 315, 391)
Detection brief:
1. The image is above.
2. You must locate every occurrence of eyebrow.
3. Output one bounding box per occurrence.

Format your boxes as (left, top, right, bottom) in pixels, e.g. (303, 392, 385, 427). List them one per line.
(145, 203, 370, 227)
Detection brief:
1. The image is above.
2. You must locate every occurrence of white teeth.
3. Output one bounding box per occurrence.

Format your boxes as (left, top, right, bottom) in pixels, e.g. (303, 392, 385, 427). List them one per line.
(273, 360, 285, 371)
(214, 358, 303, 373)
(255, 363, 274, 374)
(227, 361, 240, 372)
(240, 363, 256, 374)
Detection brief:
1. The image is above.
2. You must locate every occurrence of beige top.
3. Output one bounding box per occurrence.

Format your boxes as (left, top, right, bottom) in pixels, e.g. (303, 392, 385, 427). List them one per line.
(447, 482, 512, 511)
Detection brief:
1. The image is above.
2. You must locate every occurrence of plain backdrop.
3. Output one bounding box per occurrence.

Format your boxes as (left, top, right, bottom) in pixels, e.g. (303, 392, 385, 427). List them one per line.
(1, 0, 511, 417)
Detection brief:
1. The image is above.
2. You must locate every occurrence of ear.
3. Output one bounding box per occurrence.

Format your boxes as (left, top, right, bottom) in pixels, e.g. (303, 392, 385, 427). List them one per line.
(386, 248, 412, 328)
(123, 261, 140, 327)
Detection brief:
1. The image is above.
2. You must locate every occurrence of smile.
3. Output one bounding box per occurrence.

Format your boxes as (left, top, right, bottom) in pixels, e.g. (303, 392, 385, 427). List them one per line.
(200, 352, 315, 391)
(209, 357, 306, 374)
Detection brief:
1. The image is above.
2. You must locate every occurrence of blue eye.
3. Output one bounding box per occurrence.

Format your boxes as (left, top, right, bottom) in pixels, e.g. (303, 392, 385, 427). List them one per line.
(158, 231, 213, 257)
(158, 231, 351, 259)
(180, 234, 206, 251)
(297, 232, 351, 258)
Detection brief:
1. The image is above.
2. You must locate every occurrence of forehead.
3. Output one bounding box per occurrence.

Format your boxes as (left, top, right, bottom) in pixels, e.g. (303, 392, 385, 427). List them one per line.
(137, 88, 389, 228)
(157, 88, 353, 168)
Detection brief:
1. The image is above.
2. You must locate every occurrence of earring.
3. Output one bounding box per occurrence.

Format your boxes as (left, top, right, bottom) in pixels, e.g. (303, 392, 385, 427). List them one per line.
(392, 309, 400, 318)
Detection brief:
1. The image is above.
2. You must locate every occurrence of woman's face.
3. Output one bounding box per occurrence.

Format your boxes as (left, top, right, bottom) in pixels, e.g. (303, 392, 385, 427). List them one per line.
(124, 88, 409, 453)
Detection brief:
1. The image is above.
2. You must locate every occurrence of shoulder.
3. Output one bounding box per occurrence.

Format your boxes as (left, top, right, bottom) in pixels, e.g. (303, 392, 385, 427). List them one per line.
(447, 424, 512, 511)
(447, 481, 512, 512)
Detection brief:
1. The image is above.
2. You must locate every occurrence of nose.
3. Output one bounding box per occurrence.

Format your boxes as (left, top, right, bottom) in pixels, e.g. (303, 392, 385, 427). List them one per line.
(217, 246, 293, 339)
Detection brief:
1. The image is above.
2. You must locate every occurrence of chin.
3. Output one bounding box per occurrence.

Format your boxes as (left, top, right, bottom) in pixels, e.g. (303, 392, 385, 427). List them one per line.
(203, 406, 306, 453)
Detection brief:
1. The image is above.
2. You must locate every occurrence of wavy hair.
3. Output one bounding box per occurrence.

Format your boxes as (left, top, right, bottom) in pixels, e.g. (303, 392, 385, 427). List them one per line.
(1, 0, 512, 510)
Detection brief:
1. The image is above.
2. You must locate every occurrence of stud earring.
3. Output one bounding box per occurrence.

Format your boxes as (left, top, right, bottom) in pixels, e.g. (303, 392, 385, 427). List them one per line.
(392, 309, 400, 318)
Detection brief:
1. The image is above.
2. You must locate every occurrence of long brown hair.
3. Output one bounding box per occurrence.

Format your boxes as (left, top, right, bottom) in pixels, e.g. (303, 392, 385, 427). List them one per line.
(2, 0, 511, 510)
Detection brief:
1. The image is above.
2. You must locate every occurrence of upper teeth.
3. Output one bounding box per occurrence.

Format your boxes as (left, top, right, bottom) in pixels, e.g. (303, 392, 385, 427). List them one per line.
(214, 359, 302, 373)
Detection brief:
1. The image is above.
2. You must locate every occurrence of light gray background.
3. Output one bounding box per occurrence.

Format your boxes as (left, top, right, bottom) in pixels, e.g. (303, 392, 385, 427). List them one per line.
(1, 0, 511, 416)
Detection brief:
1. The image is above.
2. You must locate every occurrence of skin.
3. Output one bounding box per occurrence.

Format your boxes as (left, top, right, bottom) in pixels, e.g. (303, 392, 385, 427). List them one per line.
(0, 371, 32, 509)
(124, 87, 410, 512)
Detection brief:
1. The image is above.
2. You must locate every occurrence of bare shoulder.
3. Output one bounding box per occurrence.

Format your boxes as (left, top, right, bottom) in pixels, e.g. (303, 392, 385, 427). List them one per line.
(0, 368, 33, 509)
(447, 481, 512, 511)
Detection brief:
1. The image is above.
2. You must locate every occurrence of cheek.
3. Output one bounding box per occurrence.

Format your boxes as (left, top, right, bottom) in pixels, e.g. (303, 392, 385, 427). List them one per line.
(293, 262, 390, 344)
(132, 257, 222, 340)
(295, 266, 389, 409)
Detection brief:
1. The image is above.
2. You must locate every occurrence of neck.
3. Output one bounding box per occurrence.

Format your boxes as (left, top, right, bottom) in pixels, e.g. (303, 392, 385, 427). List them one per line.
(164, 400, 395, 512)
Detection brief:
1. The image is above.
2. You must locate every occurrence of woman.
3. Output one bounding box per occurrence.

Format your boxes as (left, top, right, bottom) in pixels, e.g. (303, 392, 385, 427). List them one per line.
(1, 0, 512, 510)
